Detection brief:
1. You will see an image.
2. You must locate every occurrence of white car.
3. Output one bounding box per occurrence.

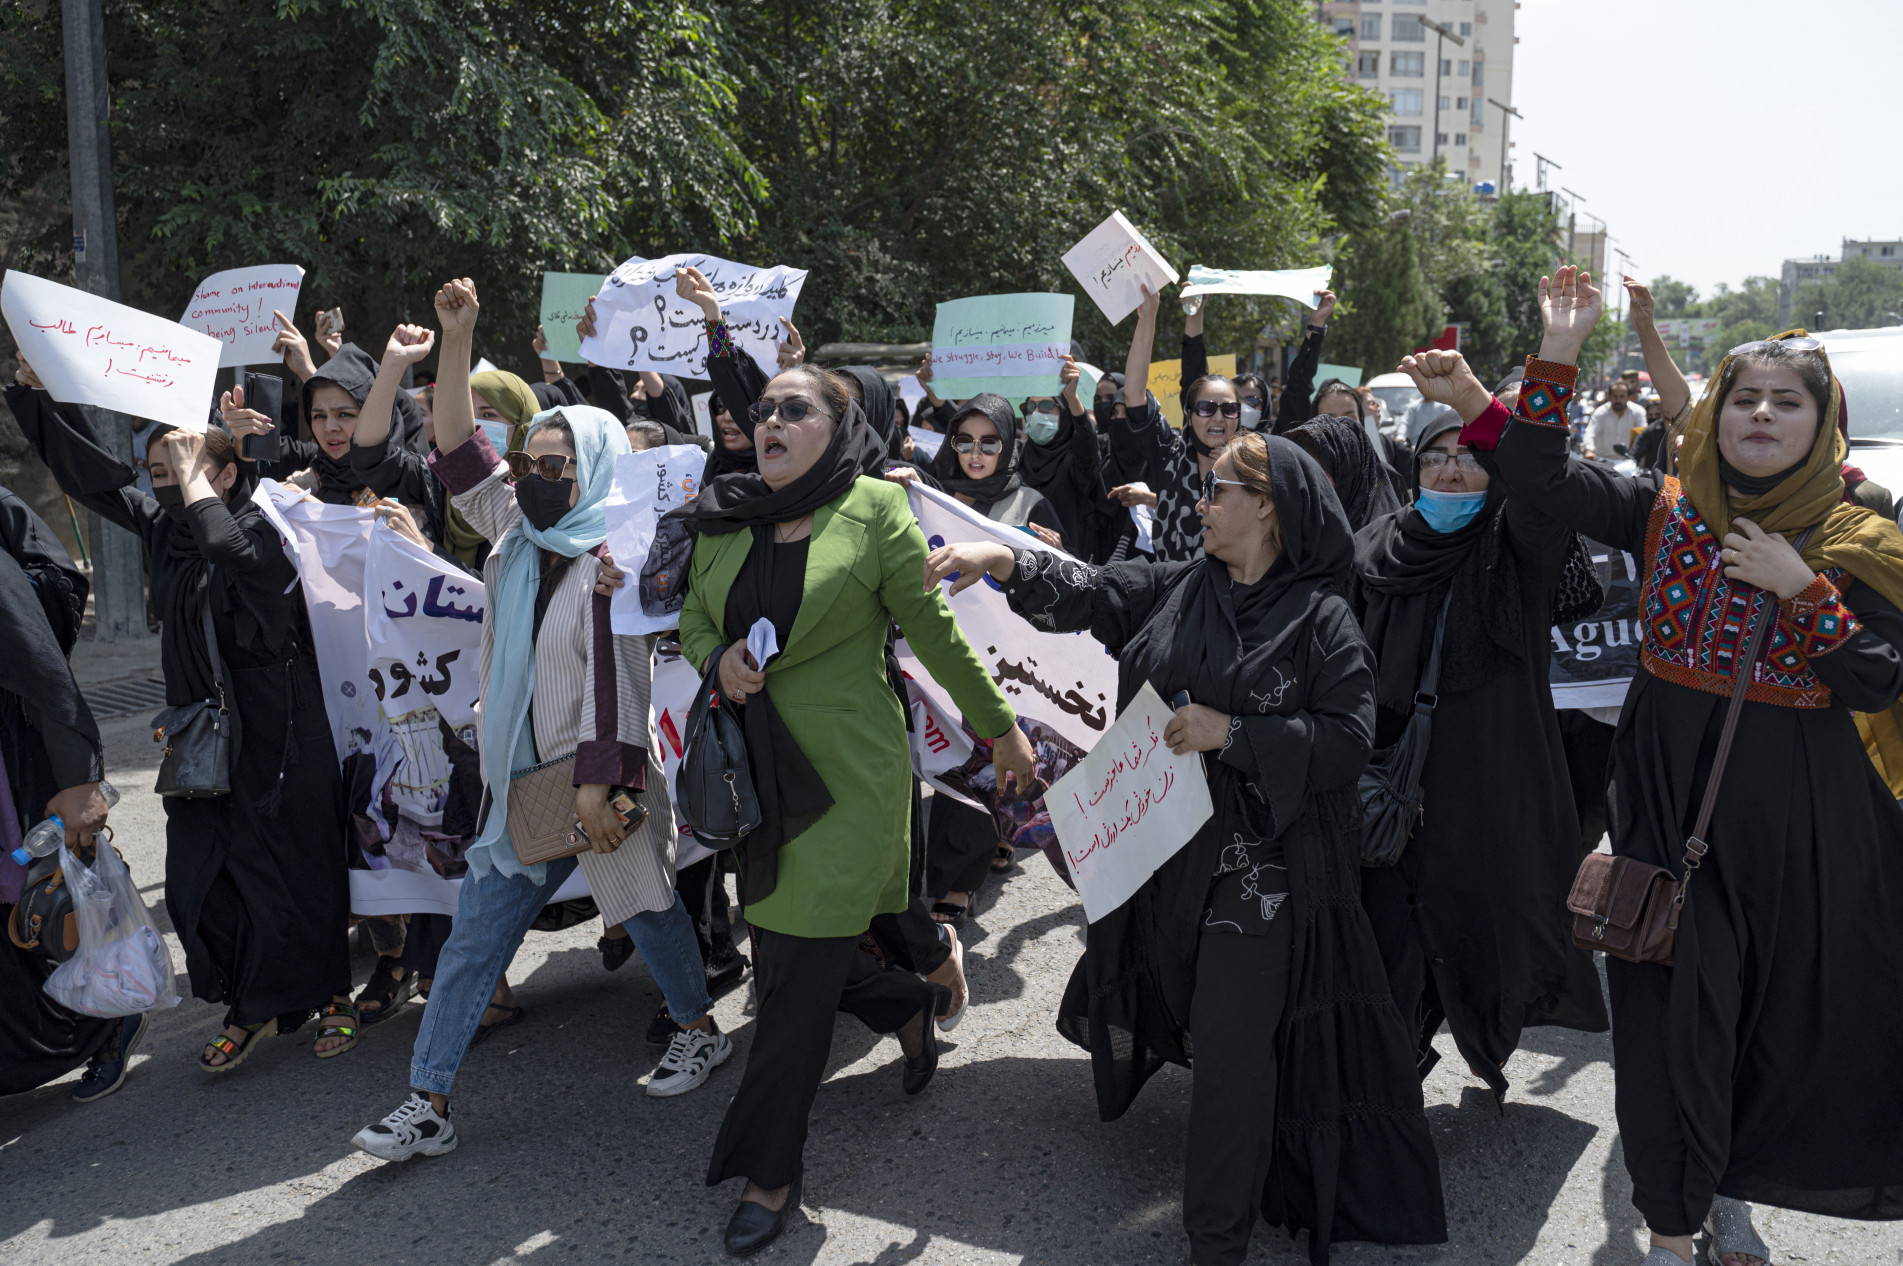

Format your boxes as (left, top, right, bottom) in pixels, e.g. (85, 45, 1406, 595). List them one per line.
(1823, 327, 1903, 509)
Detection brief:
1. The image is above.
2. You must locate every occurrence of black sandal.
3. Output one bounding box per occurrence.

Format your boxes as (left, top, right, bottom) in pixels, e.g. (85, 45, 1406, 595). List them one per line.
(315, 1001, 361, 1059)
(469, 1003, 526, 1048)
(199, 1017, 277, 1074)
(991, 843, 1015, 873)
(930, 900, 968, 929)
(354, 955, 417, 1026)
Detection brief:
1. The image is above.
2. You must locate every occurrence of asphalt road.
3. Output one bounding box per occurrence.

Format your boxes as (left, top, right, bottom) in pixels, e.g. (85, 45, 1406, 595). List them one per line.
(4, 642, 1900, 1265)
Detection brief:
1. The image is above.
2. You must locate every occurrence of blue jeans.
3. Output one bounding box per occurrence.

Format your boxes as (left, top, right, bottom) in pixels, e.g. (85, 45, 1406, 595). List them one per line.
(409, 856, 712, 1097)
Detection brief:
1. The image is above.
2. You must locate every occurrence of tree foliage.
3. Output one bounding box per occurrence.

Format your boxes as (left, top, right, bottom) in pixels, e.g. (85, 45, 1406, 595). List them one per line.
(1787, 257, 1903, 332)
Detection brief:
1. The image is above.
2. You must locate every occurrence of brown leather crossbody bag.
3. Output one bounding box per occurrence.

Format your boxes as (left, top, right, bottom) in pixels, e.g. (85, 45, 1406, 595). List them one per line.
(1566, 528, 1813, 966)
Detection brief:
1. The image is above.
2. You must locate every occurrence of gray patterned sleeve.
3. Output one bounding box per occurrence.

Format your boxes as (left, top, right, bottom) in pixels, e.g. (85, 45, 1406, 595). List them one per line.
(1001, 549, 1183, 654)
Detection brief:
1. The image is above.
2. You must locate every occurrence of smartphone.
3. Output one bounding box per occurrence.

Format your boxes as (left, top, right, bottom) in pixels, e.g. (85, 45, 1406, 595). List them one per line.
(322, 306, 344, 334)
(1171, 690, 1191, 709)
(239, 372, 283, 461)
(609, 789, 648, 832)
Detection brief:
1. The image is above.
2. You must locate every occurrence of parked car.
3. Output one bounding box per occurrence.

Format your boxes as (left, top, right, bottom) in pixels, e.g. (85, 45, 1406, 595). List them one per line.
(1824, 327, 1903, 509)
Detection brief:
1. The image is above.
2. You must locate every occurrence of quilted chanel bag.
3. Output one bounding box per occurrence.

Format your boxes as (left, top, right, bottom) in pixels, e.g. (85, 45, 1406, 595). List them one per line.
(506, 754, 592, 866)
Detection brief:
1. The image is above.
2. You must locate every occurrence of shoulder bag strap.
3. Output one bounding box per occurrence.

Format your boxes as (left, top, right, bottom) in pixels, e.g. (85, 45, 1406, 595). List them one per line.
(1414, 589, 1455, 715)
(198, 571, 241, 753)
(1678, 525, 1817, 881)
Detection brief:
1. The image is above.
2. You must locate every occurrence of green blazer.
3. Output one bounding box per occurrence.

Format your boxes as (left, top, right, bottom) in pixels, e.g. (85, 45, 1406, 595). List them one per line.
(680, 476, 1016, 938)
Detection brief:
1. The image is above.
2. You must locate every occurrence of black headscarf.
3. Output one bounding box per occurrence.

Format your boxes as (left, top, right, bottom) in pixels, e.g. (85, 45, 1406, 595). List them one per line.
(840, 367, 900, 469)
(931, 393, 1021, 503)
(682, 397, 884, 536)
(299, 344, 389, 499)
(1288, 415, 1403, 532)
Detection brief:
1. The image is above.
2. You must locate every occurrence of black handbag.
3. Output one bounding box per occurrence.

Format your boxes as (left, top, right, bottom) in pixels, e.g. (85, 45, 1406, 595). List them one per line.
(1359, 591, 1450, 867)
(673, 651, 760, 848)
(151, 601, 236, 799)
(1553, 531, 1607, 624)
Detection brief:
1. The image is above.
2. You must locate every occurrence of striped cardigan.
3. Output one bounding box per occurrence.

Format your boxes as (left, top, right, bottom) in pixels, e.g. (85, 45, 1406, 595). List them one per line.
(432, 432, 677, 922)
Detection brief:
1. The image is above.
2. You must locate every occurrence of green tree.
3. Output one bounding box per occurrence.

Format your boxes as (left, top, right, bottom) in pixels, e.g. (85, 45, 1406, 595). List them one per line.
(1328, 213, 1442, 374)
(1788, 256, 1903, 331)
(1648, 274, 1698, 318)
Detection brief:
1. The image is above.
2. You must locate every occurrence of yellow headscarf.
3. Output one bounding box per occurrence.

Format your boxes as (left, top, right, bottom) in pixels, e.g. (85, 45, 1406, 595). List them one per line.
(469, 369, 540, 451)
(1680, 332, 1903, 792)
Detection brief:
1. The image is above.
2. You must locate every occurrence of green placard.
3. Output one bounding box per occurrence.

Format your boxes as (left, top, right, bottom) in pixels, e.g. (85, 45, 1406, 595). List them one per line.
(1314, 362, 1362, 388)
(540, 271, 608, 364)
(929, 293, 1075, 399)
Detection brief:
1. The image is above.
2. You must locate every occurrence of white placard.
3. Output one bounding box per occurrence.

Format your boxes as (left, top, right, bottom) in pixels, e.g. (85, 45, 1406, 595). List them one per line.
(364, 528, 486, 727)
(1062, 211, 1181, 325)
(3, 270, 221, 430)
(1046, 682, 1214, 923)
(579, 252, 807, 381)
(689, 390, 713, 437)
(179, 264, 305, 367)
(908, 426, 945, 463)
(605, 445, 706, 634)
(1179, 264, 1333, 307)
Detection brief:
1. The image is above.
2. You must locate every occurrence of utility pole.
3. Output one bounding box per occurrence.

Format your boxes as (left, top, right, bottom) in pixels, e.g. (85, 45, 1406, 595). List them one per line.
(1615, 247, 1637, 383)
(63, 0, 145, 641)
(1487, 98, 1520, 194)
(1421, 18, 1465, 167)
(1561, 186, 1586, 263)
(1534, 151, 1561, 194)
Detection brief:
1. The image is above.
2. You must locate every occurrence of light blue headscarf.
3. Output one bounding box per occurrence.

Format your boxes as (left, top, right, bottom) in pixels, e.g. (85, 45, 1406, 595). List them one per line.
(466, 404, 628, 882)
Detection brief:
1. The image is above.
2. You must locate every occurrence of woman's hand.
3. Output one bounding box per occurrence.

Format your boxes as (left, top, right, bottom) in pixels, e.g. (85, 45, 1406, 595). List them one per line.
(1723, 518, 1818, 600)
(1536, 264, 1604, 366)
(915, 359, 941, 406)
(1108, 483, 1158, 509)
(373, 500, 431, 550)
(271, 310, 317, 382)
(676, 265, 723, 323)
(1135, 282, 1161, 326)
(574, 784, 626, 854)
(220, 384, 276, 460)
(1624, 280, 1656, 332)
(434, 278, 480, 338)
(1027, 523, 1063, 549)
(923, 540, 1016, 596)
(45, 781, 111, 851)
(1059, 354, 1083, 412)
(1310, 288, 1339, 328)
(718, 640, 765, 703)
(577, 296, 599, 342)
(161, 428, 219, 504)
(883, 466, 920, 486)
(385, 323, 436, 367)
(13, 353, 43, 390)
(776, 317, 806, 370)
(1164, 703, 1231, 756)
(991, 724, 1037, 798)
(593, 548, 627, 597)
(315, 308, 344, 358)
(1397, 349, 1492, 424)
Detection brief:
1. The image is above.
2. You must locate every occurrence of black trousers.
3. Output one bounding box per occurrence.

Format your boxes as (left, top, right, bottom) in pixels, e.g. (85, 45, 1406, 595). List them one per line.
(1184, 917, 1296, 1266)
(925, 798, 997, 898)
(706, 927, 936, 1189)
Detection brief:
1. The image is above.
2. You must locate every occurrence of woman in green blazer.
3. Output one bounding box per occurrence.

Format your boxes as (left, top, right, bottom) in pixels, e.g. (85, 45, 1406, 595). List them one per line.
(677, 364, 1034, 1256)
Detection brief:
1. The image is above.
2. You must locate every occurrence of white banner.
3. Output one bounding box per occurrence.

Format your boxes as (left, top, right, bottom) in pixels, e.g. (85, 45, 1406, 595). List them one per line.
(364, 529, 487, 727)
(579, 252, 806, 381)
(349, 865, 593, 919)
(1062, 210, 1180, 325)
(179, 264, 305, 367)
(1180, 263, 1333, 307)
(1046, 682, 1214, 923)
(606, 445, 707, 635)
(2, 270, 221, 430)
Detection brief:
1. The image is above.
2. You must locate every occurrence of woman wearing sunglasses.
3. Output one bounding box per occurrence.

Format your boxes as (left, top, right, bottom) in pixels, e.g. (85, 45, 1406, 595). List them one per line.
(1422, 266, 1903, 1266)
(1352, 369, 1610, 1119)
(675, 363, 1036, 1255)
(353, 279, 729, 1165)
(921, 430, 1445, 1264)
(1181, 288, 1336, 435)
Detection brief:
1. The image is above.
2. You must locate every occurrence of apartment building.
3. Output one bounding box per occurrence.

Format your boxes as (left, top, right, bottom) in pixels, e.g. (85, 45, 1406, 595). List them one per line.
(1777, 239, 1903, 325)
(1318, 0, 1518, 190)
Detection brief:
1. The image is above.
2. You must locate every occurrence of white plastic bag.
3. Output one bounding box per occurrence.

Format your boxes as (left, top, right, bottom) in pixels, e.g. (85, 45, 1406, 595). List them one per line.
(44, 839, 181, 1017)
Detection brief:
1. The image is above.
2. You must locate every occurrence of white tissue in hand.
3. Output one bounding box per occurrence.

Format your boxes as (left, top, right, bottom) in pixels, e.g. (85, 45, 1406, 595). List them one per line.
(747, 617, 780, 669)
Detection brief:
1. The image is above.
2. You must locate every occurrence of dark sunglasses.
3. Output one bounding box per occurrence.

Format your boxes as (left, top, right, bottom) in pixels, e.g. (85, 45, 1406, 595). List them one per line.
(748, 397, 823, 426)
(506, 451, 574, 482)
(1727, 335, 1824, 358)
(1189, 400, 1242, 419)
(950, 434, 1005, 456)
(1238, 396, 1265, 410)
(1026, 399, 1060, 415)
(1200, 471, 1249, 502)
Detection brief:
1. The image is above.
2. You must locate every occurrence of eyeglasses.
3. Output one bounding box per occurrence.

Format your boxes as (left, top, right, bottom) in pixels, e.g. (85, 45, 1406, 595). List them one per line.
(1200, 471, 1251, 503)
(950, 434, 1005, 456)
(1026, 400, 1059, 415)
(506, 451, 574, 482)
(748, 397, 823, 427)
(1727, 335, 1824, 358)
(1418, 451, 1482, 473)
(1189, 400, 1242, 419)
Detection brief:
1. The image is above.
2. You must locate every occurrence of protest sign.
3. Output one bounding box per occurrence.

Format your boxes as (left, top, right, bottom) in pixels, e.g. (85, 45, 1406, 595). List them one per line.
(539, 271, 607, 363)
(689, 391, 713, 437)
(578, 252, 806, 380)
(1315, 363, 1363, 388)
(179, 264, 305, 367)
(3, 270, 221, 430)
(1046, 682, 1214, 923)
(898, 373, 927, 413)
(364, 529, 486, 727)
(908, 426, 945, 464)
(1062, 211, 1180, 325)
(1550, 541, 1640, 711)
(1180, 264, 1333, 307)
(605, 445, 706, 635)
(929, 294, 1074, 399)
(1150, 353, 1237, 427)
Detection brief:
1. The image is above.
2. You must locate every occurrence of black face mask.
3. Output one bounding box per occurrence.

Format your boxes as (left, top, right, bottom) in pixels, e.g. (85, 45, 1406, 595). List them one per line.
(515, 475, 575, 530)
(1094, 402, 1122, 428)
(628, 397, 652, 421)
(153, 485, 186, 516)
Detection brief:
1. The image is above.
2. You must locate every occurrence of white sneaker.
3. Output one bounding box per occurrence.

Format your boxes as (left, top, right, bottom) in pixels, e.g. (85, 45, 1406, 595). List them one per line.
(646, 1023, 732, 1097)
(351, 1092, 458, 1161)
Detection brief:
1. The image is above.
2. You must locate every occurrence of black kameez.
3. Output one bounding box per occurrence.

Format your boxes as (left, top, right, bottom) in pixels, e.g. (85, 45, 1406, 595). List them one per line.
(1475, 387, 1903, 1233)
(1001, 436, 1444, 1264)
(7, 389, 351, 1029)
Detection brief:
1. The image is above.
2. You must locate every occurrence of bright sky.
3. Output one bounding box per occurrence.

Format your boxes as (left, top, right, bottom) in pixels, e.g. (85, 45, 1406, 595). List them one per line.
(1512, 0, 1903, 299)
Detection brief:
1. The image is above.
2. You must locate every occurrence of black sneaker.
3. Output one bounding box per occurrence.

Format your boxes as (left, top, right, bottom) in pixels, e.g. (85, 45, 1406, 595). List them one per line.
(645, 1002, 677, 1045)
(72, 1012, 149, 1104)
(351, 1092, 458, 1161)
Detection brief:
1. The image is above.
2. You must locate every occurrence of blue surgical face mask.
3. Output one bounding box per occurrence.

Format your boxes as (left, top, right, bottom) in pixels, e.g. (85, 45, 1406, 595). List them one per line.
(1415, 486, 1488, 534)
(1024, 410, 1061, 445)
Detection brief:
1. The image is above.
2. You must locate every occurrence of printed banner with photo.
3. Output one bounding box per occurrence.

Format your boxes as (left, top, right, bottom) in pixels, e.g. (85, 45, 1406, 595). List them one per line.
(1550, 541, 1640, 711)
(578, 252, 806, 380)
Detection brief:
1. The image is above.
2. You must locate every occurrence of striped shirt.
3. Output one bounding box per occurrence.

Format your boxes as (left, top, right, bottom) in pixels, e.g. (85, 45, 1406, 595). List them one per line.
(433, 431, 678, 922)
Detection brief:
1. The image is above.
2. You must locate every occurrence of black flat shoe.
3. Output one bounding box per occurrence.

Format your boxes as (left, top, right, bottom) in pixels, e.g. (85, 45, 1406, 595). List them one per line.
(599, 934, 635, 972)
(902, 989, 949, 1096)
(723, 1173, 801, 1258)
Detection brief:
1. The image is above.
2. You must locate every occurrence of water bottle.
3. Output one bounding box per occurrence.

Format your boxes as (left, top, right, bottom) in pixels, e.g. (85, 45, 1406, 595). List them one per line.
(10, 781, 118, 866)
(1180, 294, 1204, 317)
